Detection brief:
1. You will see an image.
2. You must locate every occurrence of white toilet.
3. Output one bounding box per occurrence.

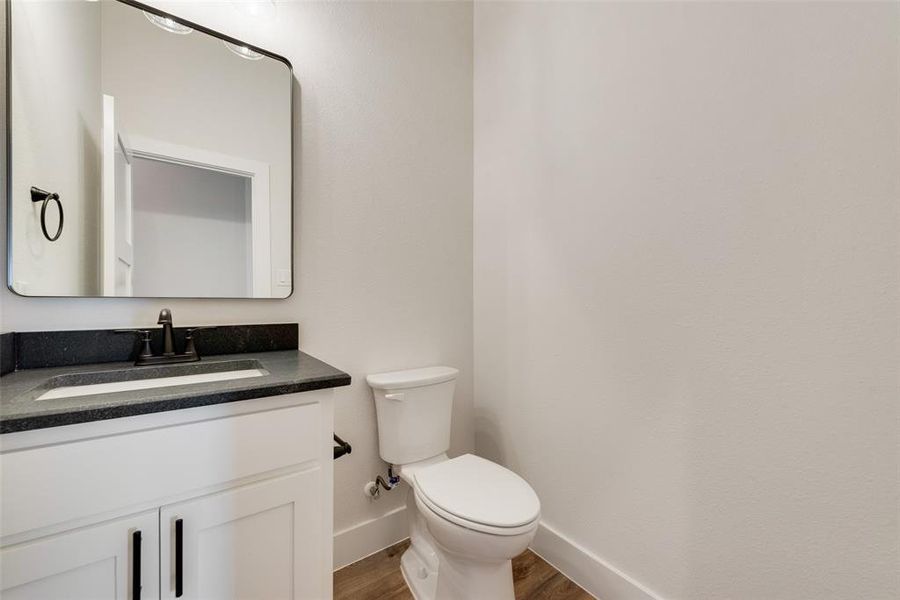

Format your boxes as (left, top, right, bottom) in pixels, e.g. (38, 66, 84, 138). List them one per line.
(367, 366, 541, 600)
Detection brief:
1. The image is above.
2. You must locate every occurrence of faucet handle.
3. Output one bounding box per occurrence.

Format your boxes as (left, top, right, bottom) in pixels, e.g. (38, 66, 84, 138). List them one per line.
(184, 326, 217, 360)
(114, 329, 153, 361)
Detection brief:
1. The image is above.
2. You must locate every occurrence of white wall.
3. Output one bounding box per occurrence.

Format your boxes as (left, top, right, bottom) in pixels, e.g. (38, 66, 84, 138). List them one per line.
(1, 0, 473, 564)
(131, 158, 251, 298)
(9, 0, 101, 296)
(474, 3, 899, 600)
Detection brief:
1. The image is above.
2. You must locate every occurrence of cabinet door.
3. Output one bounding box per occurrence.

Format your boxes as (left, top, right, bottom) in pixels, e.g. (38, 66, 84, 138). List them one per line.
(160, 469, 323, 600)
(1, 510, 159, 600)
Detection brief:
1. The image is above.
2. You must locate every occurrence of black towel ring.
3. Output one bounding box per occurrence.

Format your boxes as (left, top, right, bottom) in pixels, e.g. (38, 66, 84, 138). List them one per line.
(30, 187, 64, 242)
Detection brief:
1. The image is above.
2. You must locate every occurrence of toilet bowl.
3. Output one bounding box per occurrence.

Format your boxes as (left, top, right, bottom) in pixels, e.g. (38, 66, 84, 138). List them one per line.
(367, 367, 541, 600)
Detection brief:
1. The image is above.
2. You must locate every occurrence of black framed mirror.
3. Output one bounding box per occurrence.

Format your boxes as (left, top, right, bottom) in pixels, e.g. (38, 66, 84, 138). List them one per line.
(6, 0, 293, 298)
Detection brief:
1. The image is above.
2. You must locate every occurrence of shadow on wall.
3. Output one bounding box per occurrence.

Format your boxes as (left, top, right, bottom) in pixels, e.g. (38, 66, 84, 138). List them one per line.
(474, 408, 507, 466)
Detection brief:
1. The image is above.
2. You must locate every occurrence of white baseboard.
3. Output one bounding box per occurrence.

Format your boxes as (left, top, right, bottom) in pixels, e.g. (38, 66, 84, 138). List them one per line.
(333, 506, 409, 570)
(531, 521, 665, 600)
(333, 509, 664, 600)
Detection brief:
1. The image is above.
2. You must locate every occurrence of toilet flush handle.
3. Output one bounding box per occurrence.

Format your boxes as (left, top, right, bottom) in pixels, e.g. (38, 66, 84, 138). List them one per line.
(385, 392, 405, 401)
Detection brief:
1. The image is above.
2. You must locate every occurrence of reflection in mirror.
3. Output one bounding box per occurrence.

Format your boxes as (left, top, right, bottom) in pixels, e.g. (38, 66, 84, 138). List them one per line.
(8, 0, 292, 298)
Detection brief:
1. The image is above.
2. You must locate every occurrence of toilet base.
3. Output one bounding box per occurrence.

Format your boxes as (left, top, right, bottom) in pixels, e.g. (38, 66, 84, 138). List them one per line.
(396, 461, 536, 600)
(400, 545, 437, 600)
(401, 486, 441, 600)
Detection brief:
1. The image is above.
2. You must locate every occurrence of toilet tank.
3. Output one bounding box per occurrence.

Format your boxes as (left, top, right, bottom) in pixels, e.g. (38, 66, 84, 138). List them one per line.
(366, 366, 458, 465)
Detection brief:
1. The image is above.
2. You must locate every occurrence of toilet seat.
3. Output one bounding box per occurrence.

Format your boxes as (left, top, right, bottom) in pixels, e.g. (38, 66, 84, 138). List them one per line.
(412, 454, 540, 536)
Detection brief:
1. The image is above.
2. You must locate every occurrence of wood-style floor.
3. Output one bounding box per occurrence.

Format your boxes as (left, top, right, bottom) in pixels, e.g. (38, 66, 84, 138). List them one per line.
(334, 539, 594, 600)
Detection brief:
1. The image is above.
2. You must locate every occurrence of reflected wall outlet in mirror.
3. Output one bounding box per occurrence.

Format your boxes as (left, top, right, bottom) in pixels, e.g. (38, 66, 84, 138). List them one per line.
(6, 0, 293, 299)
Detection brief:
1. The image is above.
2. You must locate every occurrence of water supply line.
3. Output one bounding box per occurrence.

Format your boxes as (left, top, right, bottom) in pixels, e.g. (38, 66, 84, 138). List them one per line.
(365, 465, 400, 499)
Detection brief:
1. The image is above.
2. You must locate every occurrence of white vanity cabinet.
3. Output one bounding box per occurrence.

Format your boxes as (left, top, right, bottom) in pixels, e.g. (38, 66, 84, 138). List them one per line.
(0, 510, 160, 600)
(159, 470, 323, 600)
(0, 391, 334, 600)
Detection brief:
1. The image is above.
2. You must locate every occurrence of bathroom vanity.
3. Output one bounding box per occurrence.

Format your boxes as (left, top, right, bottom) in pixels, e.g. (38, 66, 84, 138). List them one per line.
(0, 0, 350, 596)
(0, 325, 350, 600)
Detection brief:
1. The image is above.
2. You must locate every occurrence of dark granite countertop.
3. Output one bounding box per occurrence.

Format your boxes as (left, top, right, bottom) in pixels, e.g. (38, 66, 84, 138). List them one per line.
(0, 350, 351, 433)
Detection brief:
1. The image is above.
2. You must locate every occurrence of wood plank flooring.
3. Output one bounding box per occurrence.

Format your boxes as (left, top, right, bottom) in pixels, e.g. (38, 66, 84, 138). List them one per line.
(334, 539, 594, 600)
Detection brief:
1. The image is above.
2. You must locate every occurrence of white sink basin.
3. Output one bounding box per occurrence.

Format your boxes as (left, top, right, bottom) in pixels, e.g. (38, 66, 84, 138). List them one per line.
(36, 368, 266, 401)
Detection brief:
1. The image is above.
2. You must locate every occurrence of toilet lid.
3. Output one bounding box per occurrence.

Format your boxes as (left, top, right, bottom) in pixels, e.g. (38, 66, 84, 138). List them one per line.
(413, 454, 540, 529)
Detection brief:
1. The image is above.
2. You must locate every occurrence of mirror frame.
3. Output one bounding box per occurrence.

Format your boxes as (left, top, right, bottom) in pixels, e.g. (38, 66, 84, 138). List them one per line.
(5, 0, 295, 299)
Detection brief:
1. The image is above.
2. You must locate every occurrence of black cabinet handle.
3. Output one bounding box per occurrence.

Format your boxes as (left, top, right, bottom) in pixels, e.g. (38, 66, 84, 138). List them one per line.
(132, 530, 142, 600)
(175, 518, 183, 598)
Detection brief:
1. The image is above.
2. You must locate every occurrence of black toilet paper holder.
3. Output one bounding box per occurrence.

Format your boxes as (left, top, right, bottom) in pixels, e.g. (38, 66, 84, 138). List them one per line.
(333, 433, 352, 460)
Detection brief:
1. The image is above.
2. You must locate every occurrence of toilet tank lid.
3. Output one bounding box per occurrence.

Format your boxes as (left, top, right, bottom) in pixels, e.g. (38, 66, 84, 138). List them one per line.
(366, 366, 459, 390)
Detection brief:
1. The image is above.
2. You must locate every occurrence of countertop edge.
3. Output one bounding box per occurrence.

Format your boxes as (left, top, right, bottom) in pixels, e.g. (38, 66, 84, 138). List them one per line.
(0, 372, 351, 434)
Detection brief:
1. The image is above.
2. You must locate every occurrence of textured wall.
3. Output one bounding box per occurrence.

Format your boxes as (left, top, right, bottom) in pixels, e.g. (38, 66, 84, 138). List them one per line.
(1, 0, 473, 562)
(474, 3, 899, 599)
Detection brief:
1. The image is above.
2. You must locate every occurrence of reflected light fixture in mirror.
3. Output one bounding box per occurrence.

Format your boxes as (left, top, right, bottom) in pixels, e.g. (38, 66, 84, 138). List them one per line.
(144, 11, 194, 35)
(224, 41, 264, 61)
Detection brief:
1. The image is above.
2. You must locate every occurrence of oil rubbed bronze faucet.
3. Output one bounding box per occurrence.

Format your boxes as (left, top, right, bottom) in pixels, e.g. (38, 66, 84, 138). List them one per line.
(116, 309, 216, 366)
(158, 308, 175, 356)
